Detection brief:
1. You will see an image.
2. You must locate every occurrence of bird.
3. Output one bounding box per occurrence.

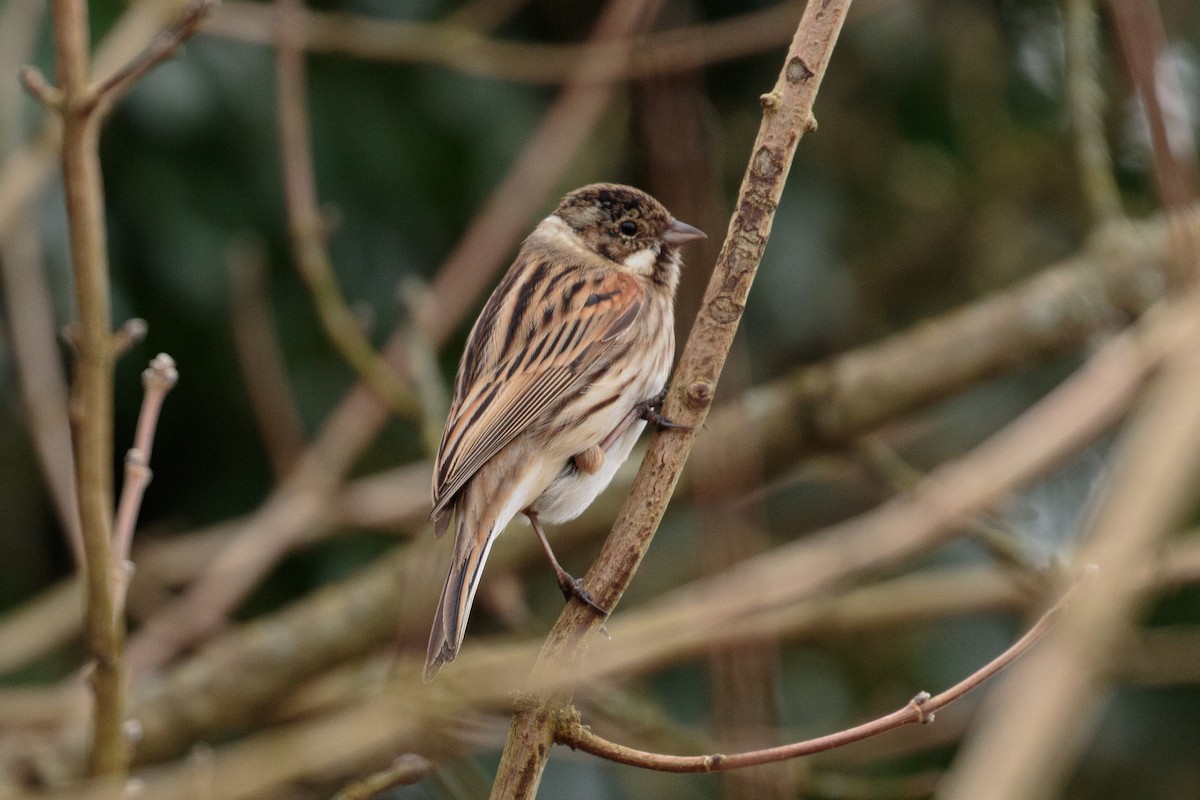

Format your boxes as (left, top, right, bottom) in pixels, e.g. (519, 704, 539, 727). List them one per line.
(424, 183, 705, 682)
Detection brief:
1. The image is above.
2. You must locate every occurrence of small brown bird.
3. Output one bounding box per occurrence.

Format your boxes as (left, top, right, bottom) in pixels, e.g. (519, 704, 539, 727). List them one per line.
(424, 183, 704, 681)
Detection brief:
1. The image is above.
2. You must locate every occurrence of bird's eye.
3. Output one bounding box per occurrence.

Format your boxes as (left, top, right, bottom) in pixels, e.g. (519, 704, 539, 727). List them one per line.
(619, 220, 638, 237)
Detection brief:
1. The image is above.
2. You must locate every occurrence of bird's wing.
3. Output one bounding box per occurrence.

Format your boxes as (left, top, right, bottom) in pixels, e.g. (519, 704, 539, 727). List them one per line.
(431, 263, 644, 523)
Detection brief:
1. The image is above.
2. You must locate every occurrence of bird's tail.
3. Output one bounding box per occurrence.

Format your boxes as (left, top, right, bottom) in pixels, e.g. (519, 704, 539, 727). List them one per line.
(423, 510, 497, 683)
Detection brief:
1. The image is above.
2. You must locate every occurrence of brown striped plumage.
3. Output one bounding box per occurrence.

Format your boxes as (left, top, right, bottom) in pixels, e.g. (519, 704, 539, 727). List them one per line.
(424, 184, 704, 681)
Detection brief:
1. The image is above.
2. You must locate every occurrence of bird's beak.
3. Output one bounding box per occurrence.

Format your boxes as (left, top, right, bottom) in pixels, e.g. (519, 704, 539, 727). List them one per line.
(663, 219, 706, 246)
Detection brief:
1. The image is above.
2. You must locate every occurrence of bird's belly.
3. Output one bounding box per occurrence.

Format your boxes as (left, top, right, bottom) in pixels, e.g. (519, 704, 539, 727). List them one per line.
(532, 418, 647, 523)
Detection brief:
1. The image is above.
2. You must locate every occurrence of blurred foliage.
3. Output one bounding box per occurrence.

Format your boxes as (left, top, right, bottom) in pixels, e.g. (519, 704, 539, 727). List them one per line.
(2, 0, 1200, 798)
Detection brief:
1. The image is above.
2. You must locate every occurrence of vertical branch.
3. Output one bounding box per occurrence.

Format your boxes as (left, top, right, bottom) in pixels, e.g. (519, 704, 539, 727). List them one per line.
(489, 2, 853, 797)
(274, 0, 422, 421)
(48, 0, 124, 776)
(1107, 0, 1198, 212)
(1064, 0, 1122, 222)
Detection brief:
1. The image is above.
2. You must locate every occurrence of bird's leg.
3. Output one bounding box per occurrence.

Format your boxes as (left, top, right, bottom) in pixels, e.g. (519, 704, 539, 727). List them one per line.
(524, 509, 609, 616)
(578, 389, 694, 474)
(635, 387, 693, 431)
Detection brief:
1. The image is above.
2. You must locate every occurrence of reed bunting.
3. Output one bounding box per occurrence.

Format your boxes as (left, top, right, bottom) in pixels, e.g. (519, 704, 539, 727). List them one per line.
(424, 183, 704, 681)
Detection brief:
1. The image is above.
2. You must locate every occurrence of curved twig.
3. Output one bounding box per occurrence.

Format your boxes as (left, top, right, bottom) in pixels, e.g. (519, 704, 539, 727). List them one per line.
(557, 569, 1090, 772)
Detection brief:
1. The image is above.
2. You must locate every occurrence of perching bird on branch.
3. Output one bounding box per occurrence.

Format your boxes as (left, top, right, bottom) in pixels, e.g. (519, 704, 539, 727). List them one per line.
(425, 183, 704, 682)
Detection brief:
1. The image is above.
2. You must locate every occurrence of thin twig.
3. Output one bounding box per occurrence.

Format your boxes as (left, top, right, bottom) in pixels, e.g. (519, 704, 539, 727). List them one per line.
(327, 754, 433, 800)
(18, 65, 64, 108)
(937, 293, 1200, 799)
(111, 354, 179, 617)
(556, 570, 1090, 772)
(274, 0, 421, 420)
(87, 0, 217, 113)
(227, 236, 306, 477)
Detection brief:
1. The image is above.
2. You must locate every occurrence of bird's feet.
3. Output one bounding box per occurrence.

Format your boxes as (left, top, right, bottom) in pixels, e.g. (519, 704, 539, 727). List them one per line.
(555, 570, 609, 617)
(636, 388, 693, 431)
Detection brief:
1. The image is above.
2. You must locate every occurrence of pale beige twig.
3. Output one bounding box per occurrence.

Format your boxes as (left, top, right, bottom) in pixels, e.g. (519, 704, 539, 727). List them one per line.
(48, 0, 124, 774)
(327, 754, 433, 800)
(111, 354, 179, 618)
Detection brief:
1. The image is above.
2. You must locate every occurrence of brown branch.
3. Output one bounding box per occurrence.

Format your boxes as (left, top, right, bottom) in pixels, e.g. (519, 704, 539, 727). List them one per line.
(227, 236, 306, 477)
(556, 570, 1089, 772)
(111, 354, 179, 617)
(108, 210, 1183, 758)
(274, 0, 420, 421)
(1107, 0, 1199, 212)
(35, 0, 214, 778)
(49, 0, 123, 775)
(87, 0, 216, 113)
(489, 2, 852, 796)
(204, 0, 803, 85)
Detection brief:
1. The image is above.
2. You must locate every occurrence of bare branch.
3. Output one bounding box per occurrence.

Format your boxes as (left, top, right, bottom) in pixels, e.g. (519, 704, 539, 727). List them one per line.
(111, 354, 179, 616)
(274, 0, 422, 420)
(556, 570, 1089, 772)
(18, 65, 64, 108)
(204, 0, 804, 85)
(88, 0, 217, 114)
(1064, 0, 1122, 222)
(227, 236, 306, 477)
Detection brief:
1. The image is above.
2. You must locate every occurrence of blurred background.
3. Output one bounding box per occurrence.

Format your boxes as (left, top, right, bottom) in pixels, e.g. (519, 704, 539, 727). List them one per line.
(1, 0, 1199, 798)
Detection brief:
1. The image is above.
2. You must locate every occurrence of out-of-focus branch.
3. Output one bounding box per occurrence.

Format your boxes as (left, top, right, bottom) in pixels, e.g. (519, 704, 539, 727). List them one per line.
(275, 0, 422, 422)
(1064, 0, 1122, 222)
(0, 200, 1180, 694)
(0, 0, 199, 242)
(1107, 0, 1198, 212)
(0, 0, 81, 566)
(227, 237, 306, 477)
(556, 571, 1088, 772)
(490, 2, 851, 796)
(205, 0, 803, 85)
(328, 754, 433, 800)
(937, 288, 1200, 800)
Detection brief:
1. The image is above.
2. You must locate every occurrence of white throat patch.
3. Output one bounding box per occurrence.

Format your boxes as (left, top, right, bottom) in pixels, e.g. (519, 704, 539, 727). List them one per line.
(622, 246, 659, 276)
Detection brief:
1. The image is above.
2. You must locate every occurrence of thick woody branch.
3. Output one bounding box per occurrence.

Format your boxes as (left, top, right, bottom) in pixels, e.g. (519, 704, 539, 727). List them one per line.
(489, 2, 853, 796)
